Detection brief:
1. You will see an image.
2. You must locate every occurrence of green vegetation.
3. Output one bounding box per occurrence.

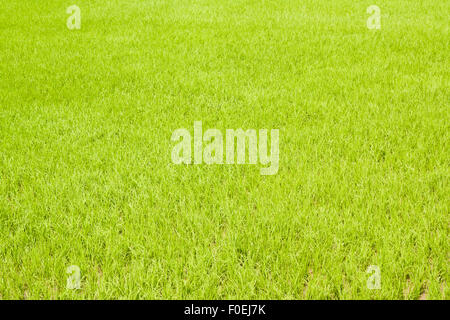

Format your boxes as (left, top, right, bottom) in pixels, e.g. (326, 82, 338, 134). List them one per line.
(0, 0, 448, 299)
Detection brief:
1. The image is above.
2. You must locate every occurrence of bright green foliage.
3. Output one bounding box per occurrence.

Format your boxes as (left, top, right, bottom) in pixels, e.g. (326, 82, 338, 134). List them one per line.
(0, 0, 448, 299)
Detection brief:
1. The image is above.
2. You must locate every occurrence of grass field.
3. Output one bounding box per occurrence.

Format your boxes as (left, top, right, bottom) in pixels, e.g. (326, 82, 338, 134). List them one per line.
(0, 0, 448, 299)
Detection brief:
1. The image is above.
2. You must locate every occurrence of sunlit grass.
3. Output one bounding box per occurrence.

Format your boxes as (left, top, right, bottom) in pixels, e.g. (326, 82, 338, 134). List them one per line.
(0, 0, 448, 299)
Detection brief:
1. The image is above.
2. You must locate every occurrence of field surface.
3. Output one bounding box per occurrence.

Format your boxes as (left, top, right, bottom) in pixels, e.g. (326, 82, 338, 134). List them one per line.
(0, 0, 448, 299)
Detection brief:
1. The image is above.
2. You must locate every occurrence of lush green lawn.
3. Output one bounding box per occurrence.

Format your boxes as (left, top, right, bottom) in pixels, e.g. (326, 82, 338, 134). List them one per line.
(0, 0, 448, 299)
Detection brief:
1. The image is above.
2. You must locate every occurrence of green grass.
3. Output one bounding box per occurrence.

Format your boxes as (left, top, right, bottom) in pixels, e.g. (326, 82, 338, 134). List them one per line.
(0, 0, 448, 299)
